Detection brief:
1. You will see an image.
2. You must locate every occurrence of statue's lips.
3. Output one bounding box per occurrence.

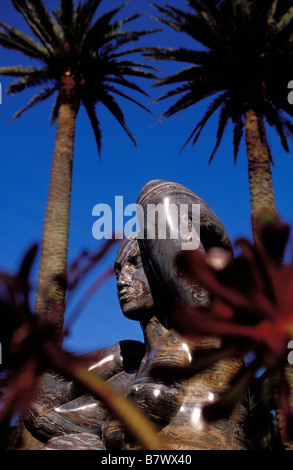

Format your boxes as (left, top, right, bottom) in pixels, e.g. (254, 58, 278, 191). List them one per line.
(118, 288, 134, 303)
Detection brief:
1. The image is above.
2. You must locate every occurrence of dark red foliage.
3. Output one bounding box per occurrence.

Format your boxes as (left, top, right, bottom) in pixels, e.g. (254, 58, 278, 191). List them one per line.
(155, 214, 293, 443)
(0, 240, 117, 441)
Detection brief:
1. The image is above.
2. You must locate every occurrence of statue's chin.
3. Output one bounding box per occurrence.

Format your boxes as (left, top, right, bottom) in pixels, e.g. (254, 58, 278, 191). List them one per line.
(121, 300, 154, 321)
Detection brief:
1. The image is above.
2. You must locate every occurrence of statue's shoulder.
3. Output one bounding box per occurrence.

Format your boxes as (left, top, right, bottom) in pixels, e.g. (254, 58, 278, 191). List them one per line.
(83, 340, 145, 376)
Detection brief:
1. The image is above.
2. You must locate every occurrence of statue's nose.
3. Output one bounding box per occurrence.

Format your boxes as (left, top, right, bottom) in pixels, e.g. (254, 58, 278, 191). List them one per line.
(117, 270, 131, 290)
(117, 281, 127, 292)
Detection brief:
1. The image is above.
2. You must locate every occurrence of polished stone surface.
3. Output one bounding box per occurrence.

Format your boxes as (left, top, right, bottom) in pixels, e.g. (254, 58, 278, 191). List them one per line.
(25, 180, 248, 450)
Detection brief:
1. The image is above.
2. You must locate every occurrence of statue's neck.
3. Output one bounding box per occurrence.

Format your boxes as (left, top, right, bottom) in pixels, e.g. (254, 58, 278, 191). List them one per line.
(140, 313, 168, 354)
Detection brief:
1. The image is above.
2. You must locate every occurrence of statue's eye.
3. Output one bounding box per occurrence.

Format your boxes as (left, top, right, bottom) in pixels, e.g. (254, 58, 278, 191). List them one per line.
(130, 255, 142, 267)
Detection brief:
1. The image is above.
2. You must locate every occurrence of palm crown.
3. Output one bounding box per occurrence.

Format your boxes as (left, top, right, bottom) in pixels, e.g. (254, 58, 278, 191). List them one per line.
(0, 0, 157, 153)
(149, 0, 293, 162)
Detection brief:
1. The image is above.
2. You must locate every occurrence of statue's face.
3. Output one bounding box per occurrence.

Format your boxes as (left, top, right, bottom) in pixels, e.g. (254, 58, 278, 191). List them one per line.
(114, 238, 154, 320)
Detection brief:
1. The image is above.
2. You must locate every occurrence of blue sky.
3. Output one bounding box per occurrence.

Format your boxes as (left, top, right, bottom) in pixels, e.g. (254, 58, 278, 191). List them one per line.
(1, 0, 293, 355)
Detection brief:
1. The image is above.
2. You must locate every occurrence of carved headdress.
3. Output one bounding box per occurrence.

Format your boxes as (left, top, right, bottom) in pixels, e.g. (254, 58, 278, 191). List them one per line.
(136, 179, 232, 311)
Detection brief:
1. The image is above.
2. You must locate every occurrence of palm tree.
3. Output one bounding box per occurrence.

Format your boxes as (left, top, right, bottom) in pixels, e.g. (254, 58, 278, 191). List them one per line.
(0, 0, 157, 341)
(147, 0, 293, 244)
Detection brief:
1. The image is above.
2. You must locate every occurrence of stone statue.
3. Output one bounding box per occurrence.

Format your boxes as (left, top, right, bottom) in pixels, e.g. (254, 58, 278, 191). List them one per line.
(25, 180, 248, 450)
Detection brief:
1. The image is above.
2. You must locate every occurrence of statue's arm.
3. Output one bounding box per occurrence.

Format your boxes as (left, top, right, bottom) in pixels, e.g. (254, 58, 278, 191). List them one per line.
(24, 340, 145, 442)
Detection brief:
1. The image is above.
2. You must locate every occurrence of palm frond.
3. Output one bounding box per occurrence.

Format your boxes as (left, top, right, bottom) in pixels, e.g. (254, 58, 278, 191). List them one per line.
(143, 46, 212, 65)
(283, 118, 293, 142)
(230, 0, 252, 21)
(265, 102, 290, 152)
(87, 27, 157, 55)
(267, 0, 278, 25)
(160, 90, 195, 118)
(108, 63, 158, 82)
(81, 2, 128, 50)
(0, 65, 40, 77)
(53, 0, 74, 35)
(187, 0, 221, 31)
(107, 75, 151, 98)
(275, 5, 293, 32)
(152, 4, 222, 51)
(6, 69, 49, 95)
(99, 88, 137, 148)
(77, 0, 103, 33)
(0, 21, 48, 59)
(232, 114, 244, 163)
(180, 91, 229, 152)
(83, 98, 102, 155)
(161, 77, 221, 118)
(109, 59, 159, 74)
(50, 93, 60, 125)
(154, 65, 210, 88)
(108, 45, 157, 62)
(103, 83, 155, 119)
(160, 83, 221, 122)
(12, 0, 61, 51)
(109, 12, 147, 34)
(153, 82, 192, 103)
(101, 11, 158, 47)
(12, 86, 57, 120)
(152, 4, 187, 25)
(208, 100, 231, 163)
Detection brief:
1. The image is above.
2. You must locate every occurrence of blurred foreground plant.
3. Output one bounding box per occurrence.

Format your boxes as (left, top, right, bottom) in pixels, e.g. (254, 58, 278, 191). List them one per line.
(153, 213, 293, 447)
(0, 242, 166, 450)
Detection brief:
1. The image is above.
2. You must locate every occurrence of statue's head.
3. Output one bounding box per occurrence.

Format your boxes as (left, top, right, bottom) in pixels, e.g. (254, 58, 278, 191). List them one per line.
(114, 180, 232, 324)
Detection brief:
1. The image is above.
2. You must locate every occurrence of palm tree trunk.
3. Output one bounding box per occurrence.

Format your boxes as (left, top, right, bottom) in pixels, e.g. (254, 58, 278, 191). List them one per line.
(244, 107, 278, 244)
(34, 74, 79, 343)
(245, 107, 293, 447)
